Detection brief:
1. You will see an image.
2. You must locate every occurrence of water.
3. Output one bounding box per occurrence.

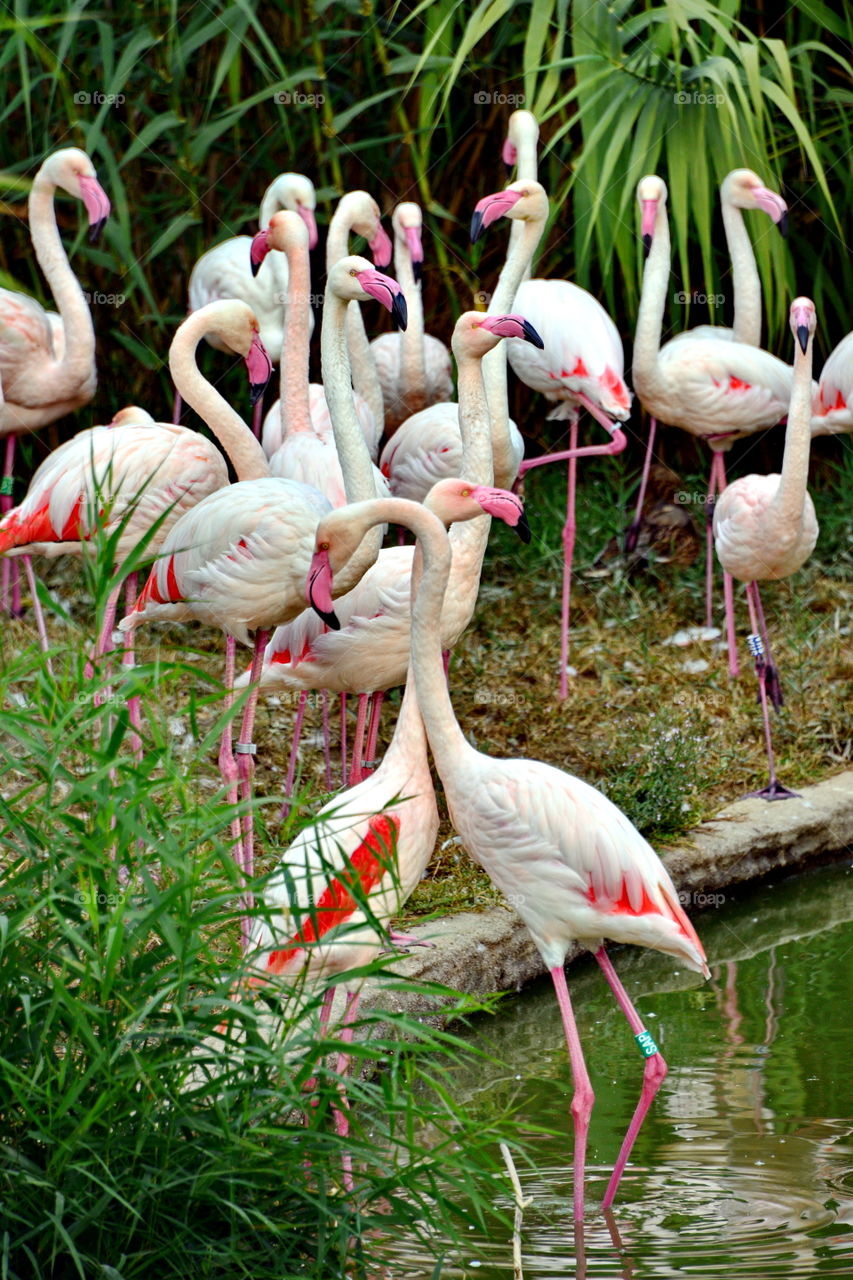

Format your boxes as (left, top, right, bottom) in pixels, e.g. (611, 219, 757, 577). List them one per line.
(380, 861, 853, 1277)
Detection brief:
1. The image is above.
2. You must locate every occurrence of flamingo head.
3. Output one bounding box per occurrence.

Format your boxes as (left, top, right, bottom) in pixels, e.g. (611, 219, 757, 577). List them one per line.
(722, 169, 788, 236)
(306, 546, 338, 630)
(328, 256, 408, 329)
(789, 296, 816, 355)
(470, 180, 548, 243)
(502, 108, 539, 175)
(451, 310, 543, 360)
(262, 172, 318, 248)
(636, 174, 667, 257)
(43, 148, 111, 242)
(249, 210, 308, 276)
(501, 137, 517, 175)
(425, 478, 530, 541)
(392, 202, 424, 283)
(108, 406, 156, 429)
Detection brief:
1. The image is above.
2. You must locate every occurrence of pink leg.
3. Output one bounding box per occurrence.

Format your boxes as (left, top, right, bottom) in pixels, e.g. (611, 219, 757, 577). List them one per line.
(549, 964, 595, 1223)
(745, 582, 796, 799)
(340, 693, 347, 787)
(709, 452, 741, 677)
(625, 417, 657, 554)
(280, 689, 309, 820)
(217, 635, 244, 919)
(559, 421, 578, 702)
(348, 693, 369, 786)
(122, 573, 143, 758)
(595, 947, 668, 1211)
(704, 454, 718, 629)
(22, 556, 53, 675)
(1, 435, 21, 616)
(87, 581, 123, 704)
(332, 990, 360, 1193)
(322, 691, 332, 789)
(235, 629, 271, 947)
(751, 584, 781, 708)
(362, 691, 385, 777)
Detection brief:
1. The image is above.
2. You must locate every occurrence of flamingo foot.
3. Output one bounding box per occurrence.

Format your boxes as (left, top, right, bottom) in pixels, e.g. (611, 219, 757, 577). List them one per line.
(763, 663, 784, 711)
(382, 931, 436, 953)
(748, 779, 799, 802)
(623, 518, 642, 555)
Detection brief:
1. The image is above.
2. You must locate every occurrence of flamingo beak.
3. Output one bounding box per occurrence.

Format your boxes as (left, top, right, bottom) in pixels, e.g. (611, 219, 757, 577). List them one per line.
(470, 189, 523, 243)
(752, 186, 788, 233)
(368, 223, 393, 268)
(472, 486, 530, 540)
(778, 210, 789, 238)
(78, 174, 111, 242)
(297, 204, 319, 250)
(501, 137, 517, 177)
(245, 333, 272, 405)
(357, 269, 408, 331)
(249, 229, 271, 277)
(640, 199, 657, 258)
(404, 226, 423, 284)
(521, 318, 544, 348)
(306, 549, 340, 629)
(796, 325, 809, 354)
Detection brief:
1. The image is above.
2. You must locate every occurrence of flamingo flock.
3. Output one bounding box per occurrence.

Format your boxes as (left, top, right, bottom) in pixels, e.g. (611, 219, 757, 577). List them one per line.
(0, 115, 843, 1222)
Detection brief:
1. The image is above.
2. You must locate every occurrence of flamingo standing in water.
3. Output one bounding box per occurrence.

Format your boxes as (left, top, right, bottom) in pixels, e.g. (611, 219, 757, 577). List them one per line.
(471, 179, 629, 697)
(811, 330, 853, 436)
(249, 312, 539, 795)
(713, 298, 819, 800)
(0, 147, 110, 615)
(120, 259, 407, 943)
(182, 172, 317, 435)
(369, 202, 452, 434)
(246, 476, 527, 1189)
(309, 491, 709, 1221)
(633, 174, 795, 675)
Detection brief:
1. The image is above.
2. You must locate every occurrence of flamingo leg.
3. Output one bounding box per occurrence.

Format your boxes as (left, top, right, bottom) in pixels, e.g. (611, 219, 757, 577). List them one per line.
(87, 580, 123, 707)
(559, 420, 578, 702)
(624, 416, 657, 554)
(595, 946, 668, 1211)
(235, 628, 271, 947)
(340, 693, 347, 787)
(331, 989, 359, 1193)
(280, 689, 309, 820)
(22, 556, 53, 675)
(713, 452, 741, 679)
(362, 691, 385, 777)
(321, 691, 332, 790)
(348, 693, 369, 786)
(1, 435, 21, 617)
(217, 635, 244, 922)
(704, 453, 718, 630)
(549, 964, 595, 1223)
(122, 572, 143, 759)
(751, 583, 782, 709)
(745, 582, 796, 799)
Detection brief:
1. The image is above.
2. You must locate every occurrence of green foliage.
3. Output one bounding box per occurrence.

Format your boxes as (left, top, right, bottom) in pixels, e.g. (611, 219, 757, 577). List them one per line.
(597, 707, 710, 840)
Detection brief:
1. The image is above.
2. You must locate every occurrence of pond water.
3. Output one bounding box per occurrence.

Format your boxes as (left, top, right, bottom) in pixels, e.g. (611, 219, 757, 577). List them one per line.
(380, 860, 853, 1278)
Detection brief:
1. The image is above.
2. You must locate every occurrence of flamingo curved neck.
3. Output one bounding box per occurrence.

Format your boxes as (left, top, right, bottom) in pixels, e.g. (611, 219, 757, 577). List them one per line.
(396, 233, 427, 412)
(169, 315, 270, 481)
(773, 333, 814, 527)
(632, 202, 671, 404)
(722, 198, 761, 346)
(509, 122, 539, 282)
(327, 198, 385, 432)
(28, 169, 95, 389)
(279, 237, 314, 436)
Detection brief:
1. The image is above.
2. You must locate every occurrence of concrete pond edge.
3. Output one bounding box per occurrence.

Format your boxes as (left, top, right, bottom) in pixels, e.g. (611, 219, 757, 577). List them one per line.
(359, 767, 853, 1021)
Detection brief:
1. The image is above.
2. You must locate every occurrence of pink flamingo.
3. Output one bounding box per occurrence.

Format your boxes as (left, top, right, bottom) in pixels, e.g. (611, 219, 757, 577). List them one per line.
(633, 174, 793, 668)
(251, 211, 389, 507)
(0, 147, 110, 616)
(713, 298, 819, 800)
(310, 490, 709, 1222)
(260, 190, 390, 463)
(471, 178, 629, 697)
(811, 330, 852, 436)
(0, 300, 271, 714)
(249, 312, 539, 795)
(182, 173, 317, 435)
(120, 258, 406, 944)
(369, 202, 453, 433)
(246, 476, 527, 1189)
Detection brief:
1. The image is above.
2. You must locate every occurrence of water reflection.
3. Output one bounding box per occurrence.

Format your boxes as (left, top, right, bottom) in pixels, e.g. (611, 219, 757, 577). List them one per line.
(379, 862, 853, 1278)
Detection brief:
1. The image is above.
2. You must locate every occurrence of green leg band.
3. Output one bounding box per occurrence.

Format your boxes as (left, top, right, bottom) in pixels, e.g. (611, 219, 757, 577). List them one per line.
(635, 1029, 659, 1058)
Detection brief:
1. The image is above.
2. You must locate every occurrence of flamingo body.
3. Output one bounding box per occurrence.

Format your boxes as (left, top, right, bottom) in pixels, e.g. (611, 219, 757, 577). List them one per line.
(713, 473, 818, 582)
(268, 430, 390, 509)
(811, 331, 853, 435)
(370, 332, 453, 428)
(262, 384, 380, 461)
(379, 402, 523, 505)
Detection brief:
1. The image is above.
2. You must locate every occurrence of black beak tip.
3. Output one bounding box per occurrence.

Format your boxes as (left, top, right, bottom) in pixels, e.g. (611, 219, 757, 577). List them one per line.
(250, 258, 262, 278)
(88, 218, 107, 244)
(778, 211, 789, 239)
(412, 260, 423, 285)
(392, 293, 408, 332)
(515, 509, 531, 543)
(470, 212, 484, 244)
(313, 605, 341, 631)
(249, 382, 267, 407)
(522, 319, 544, 349)
(503, 160, 514, 178)
(642, 233, 652, 258)
(796, 325, 809, 355)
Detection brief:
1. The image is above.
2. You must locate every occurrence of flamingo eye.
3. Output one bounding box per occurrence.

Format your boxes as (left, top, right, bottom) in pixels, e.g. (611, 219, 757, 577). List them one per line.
(461, 488, 471, 497)
(318, 541, 330, 551)
(349, 269, 357, 277)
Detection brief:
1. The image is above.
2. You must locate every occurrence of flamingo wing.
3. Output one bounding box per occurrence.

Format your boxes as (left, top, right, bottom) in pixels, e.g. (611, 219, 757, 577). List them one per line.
(812, 330, 853, 435)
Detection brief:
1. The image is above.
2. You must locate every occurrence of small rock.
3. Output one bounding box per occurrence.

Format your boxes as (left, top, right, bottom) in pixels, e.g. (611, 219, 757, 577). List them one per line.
(662, 626, 722, 647)
(681, 659, 710, 674)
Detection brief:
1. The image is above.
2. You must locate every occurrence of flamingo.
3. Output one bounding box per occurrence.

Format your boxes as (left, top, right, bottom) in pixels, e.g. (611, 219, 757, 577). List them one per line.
(0, 147, 110, 616)
(249, 312, 540, 794)
(369, 202, 453, 433)
(119, 258, 407, 941)
(246, 476, 527, 1189)
(811, 330, 853, 436)
(627, 168, 789, 604)
(182, 172, 317, 434)
(260, 190, 388, 463)
(633, 174, 796, 676)
(471, 178, 630, 697)
(713, 298, 819, 800)
(308, 492, 709, 1223)
(251, 211, 389, 507)
(0, 299, 271, 713)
